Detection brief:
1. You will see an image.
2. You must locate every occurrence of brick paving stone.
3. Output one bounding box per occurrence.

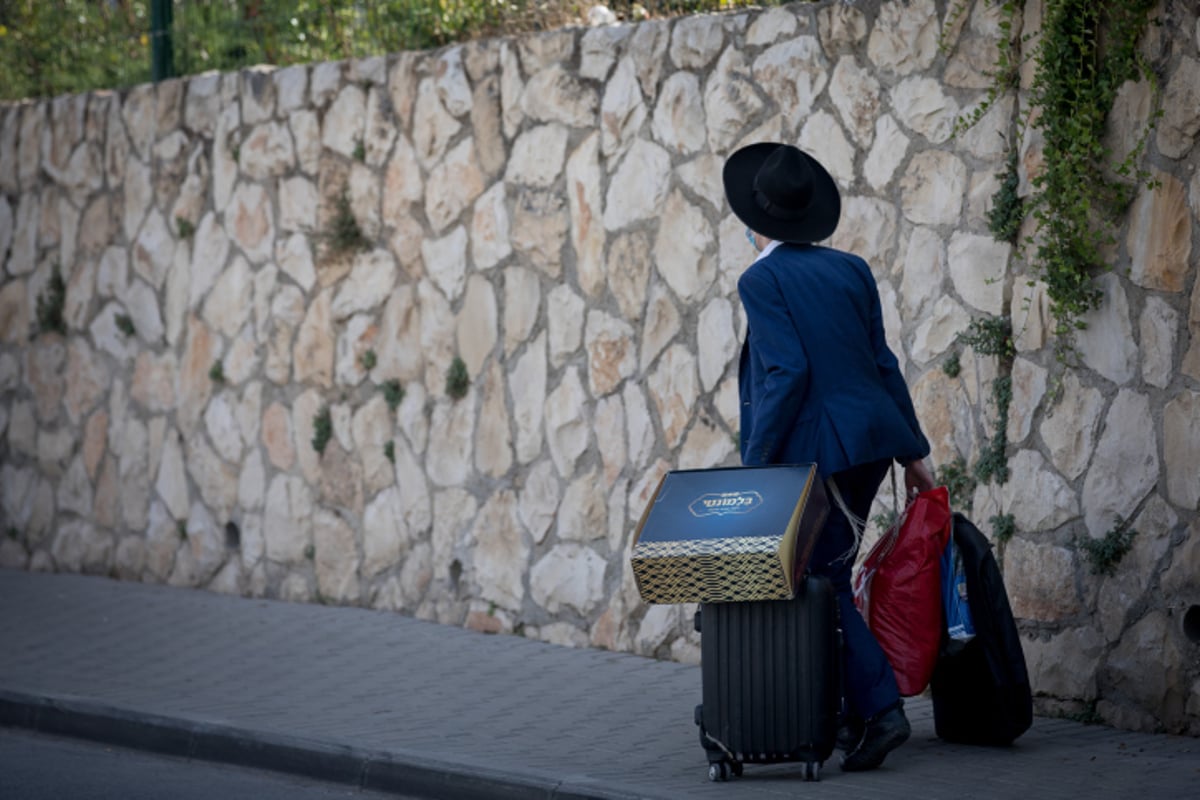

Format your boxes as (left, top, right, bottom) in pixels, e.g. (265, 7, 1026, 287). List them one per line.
(1, 568, 1198, 800)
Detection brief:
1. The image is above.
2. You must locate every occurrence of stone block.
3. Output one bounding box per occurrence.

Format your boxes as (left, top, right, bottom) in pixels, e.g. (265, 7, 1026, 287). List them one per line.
(1024, 627, 1103, 699)
(1127, 171, 1191, 293)
(654, 190, 715, 304)
(531, 543, 606, 615)
(1156, 56, 1200, 159)
(1163, 391, 1200, 510)
(470, 490, 527, 611)
(1004, 536, 1081, 621)
(600, 58, 646, 160)
(1082, 390, 1158, 539)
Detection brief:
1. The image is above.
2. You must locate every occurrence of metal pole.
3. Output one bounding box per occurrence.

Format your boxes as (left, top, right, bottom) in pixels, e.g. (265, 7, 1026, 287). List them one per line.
(151, 0, 174, 81)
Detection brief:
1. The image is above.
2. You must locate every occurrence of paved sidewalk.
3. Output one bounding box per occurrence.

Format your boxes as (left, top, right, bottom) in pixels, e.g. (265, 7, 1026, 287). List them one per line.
(1, 569, 1198, 800)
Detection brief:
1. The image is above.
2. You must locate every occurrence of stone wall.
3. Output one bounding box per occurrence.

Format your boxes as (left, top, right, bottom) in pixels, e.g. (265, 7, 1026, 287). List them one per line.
(0, 0, 1198, 734)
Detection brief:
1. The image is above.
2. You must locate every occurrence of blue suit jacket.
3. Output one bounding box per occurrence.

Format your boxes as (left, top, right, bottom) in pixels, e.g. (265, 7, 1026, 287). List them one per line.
(737, 243, 930, 477)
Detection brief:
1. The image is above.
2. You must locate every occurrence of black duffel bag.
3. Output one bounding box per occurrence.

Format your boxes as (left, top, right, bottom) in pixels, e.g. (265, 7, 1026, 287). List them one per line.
(931, 513, 1033, 746)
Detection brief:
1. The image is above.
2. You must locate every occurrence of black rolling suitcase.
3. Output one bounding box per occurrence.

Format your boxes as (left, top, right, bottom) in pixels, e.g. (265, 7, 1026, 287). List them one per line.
(930, 513, 1032, 745)
(694, 574, 840, 782)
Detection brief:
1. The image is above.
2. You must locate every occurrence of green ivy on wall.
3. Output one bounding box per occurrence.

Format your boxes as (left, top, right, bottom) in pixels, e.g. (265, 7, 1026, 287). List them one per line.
(946, 0, 1022, 135)
(945, 0, 1160, 520)
(987, 147, 1023, 245)
(958, 317, 1015, 485)
(958, 0, 1161, 354)
(1026, 0, 1161, 354)
(942, 315, 1016, 491)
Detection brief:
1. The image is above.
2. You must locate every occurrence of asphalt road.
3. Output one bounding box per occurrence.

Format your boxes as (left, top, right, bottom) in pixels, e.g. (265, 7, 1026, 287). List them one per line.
(0, 726, 420, 800)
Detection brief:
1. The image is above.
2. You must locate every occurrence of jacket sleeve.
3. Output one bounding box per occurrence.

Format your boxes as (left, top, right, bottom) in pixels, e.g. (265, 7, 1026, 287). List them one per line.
(861, 259, 930, 463)
(737, 266, 809, 466)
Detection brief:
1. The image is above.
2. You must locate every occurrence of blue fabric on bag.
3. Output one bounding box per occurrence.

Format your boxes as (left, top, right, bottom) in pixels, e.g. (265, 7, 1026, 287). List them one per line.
(941, 533, 975, 647)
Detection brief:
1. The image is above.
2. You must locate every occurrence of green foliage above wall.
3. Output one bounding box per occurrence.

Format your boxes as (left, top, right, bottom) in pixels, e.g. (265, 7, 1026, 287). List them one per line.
(0, 1, 152, 102)
(0, 0, 791, 102)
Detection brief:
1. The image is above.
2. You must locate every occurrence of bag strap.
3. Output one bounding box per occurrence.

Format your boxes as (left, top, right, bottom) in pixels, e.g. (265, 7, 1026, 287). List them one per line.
(828, 476, 870, 564)
(874, 509, 905, 562)
(890, 463, 899, 521)
(830, 463, 912, 565)
(870, 469, 913, 565)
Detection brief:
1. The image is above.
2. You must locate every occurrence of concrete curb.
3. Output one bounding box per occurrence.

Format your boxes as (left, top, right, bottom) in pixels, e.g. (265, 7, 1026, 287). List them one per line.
(0, 689, 648, 800)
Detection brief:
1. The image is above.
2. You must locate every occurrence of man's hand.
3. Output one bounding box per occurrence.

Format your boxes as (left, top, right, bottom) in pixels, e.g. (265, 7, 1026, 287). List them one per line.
(904, 459, 936, 498)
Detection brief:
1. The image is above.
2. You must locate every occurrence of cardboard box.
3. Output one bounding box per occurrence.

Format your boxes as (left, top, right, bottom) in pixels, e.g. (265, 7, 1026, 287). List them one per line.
(630, 464, 829, 604)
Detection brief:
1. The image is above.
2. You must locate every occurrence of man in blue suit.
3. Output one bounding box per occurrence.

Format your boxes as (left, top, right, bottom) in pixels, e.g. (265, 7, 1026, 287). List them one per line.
(724, 142, 935, 772)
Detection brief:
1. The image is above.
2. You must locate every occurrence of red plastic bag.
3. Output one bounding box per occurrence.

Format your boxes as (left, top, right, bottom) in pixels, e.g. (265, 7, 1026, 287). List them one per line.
(853, 486, 952, 696)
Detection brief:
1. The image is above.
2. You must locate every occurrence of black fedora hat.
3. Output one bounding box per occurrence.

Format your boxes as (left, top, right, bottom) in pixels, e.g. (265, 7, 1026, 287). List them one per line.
(723, 142, 841, 244)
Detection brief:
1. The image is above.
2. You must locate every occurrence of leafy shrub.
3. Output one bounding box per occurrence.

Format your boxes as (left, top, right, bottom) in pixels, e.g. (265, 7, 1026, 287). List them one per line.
(990, 513, 1015, 544)
(445, 357, 470, 400)
(35, 267, 67, 335)
(381, 379, 404, 412)
(324, 188, 369, 257)
(957, 316, 1014, 360)
(115, 313, 136, 337)
(1078, 517, 1137, 577)
(936, 457, 976, 512)
(942, 351, 961, 378)
(311, 405, 333, 454)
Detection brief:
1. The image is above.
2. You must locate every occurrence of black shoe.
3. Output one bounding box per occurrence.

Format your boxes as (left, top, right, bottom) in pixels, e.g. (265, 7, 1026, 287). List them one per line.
(840, 706, 911, 772)
(836, 714, 864, 752)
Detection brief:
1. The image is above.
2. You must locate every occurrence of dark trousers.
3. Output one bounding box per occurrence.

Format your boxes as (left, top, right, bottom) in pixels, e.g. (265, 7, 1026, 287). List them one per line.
(807, 458, 898, 721)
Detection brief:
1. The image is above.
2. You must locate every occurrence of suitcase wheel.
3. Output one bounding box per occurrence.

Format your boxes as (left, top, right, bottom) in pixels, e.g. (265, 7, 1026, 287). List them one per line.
(706, 759, 742, 782)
